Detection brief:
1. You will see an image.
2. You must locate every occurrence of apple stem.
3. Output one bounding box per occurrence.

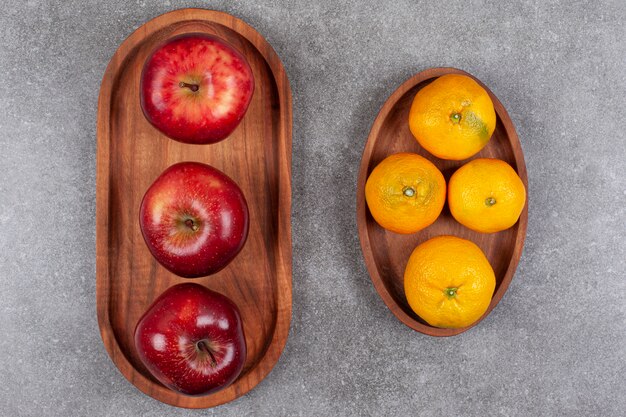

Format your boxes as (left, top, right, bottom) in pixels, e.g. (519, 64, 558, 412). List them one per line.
(179, 81, 199, 92)
(184, 219, 199, 232)
(197, 340, 218, 368)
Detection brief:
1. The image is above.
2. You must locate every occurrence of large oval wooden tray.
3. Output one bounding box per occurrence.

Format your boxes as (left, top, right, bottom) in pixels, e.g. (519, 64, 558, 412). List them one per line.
(96, 9, 292, 408)
(357, 67, 527, 337)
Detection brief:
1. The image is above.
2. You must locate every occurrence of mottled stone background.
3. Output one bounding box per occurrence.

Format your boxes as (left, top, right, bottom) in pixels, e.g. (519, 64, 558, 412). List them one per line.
(1, 1, 624, 416)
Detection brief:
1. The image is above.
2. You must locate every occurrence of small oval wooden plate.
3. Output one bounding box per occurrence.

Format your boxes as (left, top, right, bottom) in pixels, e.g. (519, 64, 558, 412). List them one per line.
(357, 67, 527, 337)
(96, 9, 292, 408)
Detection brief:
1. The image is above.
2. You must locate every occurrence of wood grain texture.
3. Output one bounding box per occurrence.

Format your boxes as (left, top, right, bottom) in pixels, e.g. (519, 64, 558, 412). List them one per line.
(356, 67, 528, 337)
(96, 9, 292, 408)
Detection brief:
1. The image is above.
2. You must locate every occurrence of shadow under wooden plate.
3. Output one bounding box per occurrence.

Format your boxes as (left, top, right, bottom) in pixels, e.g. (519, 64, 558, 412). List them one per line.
(96, 9, 292, 408)
(356, 67, 528, 337)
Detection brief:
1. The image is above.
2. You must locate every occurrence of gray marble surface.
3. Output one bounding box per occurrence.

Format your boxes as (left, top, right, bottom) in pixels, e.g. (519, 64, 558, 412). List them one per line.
(1, 1, 625, 416)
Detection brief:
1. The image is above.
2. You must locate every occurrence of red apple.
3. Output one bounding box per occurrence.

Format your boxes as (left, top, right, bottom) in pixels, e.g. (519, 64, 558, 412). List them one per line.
(140, 33, 254, 144)
(140, 161, 249, 278)
(135, 283, 246, 396)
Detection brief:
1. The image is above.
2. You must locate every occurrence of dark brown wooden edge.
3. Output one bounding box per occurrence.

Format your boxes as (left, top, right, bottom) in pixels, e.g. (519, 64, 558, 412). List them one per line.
(356, 67, 528, 337)
(96, 8, 293, 408)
